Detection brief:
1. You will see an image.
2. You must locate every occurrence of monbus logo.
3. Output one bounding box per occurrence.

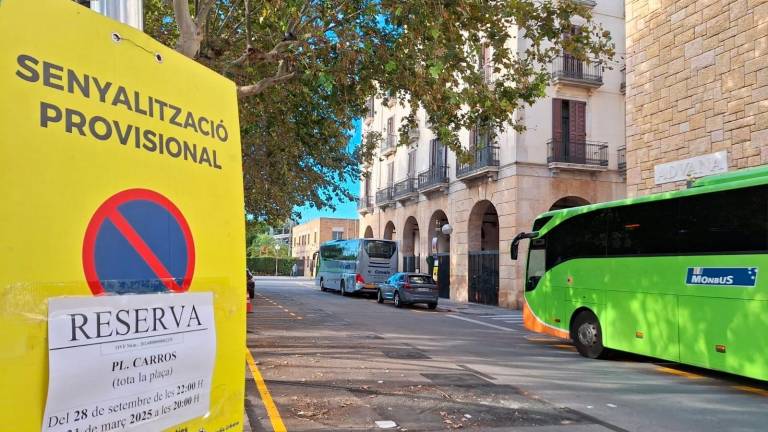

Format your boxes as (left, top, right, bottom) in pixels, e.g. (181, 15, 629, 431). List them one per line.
(686, 267, 758, 287)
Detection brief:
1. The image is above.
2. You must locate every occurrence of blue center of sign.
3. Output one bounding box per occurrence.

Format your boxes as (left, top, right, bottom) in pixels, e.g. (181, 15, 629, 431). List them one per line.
(93, 200, 189, 294)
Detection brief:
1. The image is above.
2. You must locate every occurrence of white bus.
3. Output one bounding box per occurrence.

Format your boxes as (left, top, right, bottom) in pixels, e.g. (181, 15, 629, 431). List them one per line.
(315, 239, 398, 295)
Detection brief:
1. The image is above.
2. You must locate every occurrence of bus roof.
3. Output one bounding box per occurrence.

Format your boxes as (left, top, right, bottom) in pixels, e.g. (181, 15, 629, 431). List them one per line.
(319, 238, 395, 247)
(534, 165, 768, 235)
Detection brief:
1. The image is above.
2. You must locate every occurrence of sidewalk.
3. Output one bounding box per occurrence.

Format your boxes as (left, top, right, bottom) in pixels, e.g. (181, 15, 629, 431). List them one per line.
(436, 297, 520, 315)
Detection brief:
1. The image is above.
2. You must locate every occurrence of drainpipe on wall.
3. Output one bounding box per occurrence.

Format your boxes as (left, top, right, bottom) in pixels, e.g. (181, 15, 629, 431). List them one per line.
(90, 0, 143, 31)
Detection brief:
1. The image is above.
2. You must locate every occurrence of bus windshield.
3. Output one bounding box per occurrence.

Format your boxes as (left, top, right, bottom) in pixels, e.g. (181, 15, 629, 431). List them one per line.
(364, 240, 396, 259)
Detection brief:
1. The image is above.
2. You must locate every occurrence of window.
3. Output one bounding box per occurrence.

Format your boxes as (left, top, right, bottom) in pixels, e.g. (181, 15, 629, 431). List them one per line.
(408, 275, 435, 284)
(552, 99, 586, 163)
(338, 240, 360, 260)
(365, 96, 375, 117)
(532, 216, 553, 232)
(546, 209, 608, 269)
(542, 185, 768, 270)
(320, 244, 342, 260)
(677, 186, 768, 253)
(607, 200, 679, 255)
(364, 240, 396, 259)
(332, 230, 344, 240)
(430, 138, 447, 168)
(407, 150, 416, 178)
(313, 232, 317, 244)
(526, 238, 547, 291)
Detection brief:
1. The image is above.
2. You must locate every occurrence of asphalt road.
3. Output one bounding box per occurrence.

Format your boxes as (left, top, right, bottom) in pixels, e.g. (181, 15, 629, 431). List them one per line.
(245, 277, 768, 432)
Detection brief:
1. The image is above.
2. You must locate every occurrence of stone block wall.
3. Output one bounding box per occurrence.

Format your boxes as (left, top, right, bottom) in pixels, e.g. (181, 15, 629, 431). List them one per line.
(625, 0, 768, 196)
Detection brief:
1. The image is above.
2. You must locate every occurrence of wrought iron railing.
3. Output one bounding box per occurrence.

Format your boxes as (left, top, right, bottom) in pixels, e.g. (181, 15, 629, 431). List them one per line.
(418, 165, 449, 190)
(617, 146, 626, 172)
(392, 177, 417, 199)
(357, 196, 373, 211)
(375, 187, 393, 206)
(381, 132, 396, 154)
(456, 146, 500, 178)
(547, 138, 608, 166)
(552, 55, 603, 84)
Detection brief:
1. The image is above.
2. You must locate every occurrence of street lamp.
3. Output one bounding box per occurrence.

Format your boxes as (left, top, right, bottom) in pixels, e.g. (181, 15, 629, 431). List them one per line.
(274, 244, 280, 276)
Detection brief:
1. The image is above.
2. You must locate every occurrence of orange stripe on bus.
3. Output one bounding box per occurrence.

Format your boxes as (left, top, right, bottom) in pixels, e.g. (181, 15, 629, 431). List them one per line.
(523, 301, 570, 340)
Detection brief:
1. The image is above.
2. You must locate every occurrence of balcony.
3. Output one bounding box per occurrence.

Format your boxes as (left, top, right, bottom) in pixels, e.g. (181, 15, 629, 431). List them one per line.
(357, 196, 373, 215)
(617, 146, 626, 176)
(381, 133, 396, 157)
(392, 177, 418, 202)
(456, 145, 500, 181)
(547, 138, 608, 171)
(375, 187, 394, 208)
(552, 55, 603, 89)
(418, 165, 449, 193)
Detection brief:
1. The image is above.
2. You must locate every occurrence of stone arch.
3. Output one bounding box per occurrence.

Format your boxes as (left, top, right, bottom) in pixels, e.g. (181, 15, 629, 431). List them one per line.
(401, 216, 420, 272)
(427, 210, 450, 254)
(363, 226, 374, 238)
(549, 196, 590, 211)
(467, 200, 499, 305)
(383, 221, 396, 240)
(427, 209, 451, 298)
(468, 200, 499, 252)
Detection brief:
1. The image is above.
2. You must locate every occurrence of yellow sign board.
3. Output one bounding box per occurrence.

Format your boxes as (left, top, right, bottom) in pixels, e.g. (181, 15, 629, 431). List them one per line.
(0, 0, 246, 430)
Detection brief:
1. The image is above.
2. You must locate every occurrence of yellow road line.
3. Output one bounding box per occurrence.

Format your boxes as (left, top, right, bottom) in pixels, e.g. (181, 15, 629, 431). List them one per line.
(655, 366, 704, 380)
(245, 349, 287, 432)
(732, 385, 768, 397)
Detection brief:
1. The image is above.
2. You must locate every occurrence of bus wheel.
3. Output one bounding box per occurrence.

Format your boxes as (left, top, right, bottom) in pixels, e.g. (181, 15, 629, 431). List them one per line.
(393, 291, 402, 308)
(376, 289, 384, 303)
(340, 281, 347, 296)
(571, 311, 606, 359)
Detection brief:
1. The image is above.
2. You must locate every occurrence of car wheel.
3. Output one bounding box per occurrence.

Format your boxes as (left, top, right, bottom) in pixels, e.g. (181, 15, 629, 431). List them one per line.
(376, 289, 384, 303)
(340, 281, 347, 296)
(427, 302, 437, 310)
(393, 291, 402, 308)
(571, 310, 608, 359)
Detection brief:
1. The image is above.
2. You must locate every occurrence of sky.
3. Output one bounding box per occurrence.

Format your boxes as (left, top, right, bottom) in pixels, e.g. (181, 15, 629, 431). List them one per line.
(293, 119, 362, 224)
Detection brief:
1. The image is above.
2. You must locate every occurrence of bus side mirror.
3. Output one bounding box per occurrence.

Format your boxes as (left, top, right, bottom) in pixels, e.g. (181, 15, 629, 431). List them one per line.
(510, 231, 539, 260)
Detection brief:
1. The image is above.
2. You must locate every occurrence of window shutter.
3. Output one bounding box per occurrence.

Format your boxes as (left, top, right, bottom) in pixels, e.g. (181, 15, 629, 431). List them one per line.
(569, 100, 587, 163)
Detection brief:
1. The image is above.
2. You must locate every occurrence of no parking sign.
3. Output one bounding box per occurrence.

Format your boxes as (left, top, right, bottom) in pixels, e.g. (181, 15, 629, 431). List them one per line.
(0, 1, 246, 431)
(83, 189, 195, 295)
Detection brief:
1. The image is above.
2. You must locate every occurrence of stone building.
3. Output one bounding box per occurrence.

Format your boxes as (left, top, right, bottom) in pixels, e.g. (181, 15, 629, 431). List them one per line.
(358, 1, 627, 308)
(291, 218, 359, 277)
(625, 0, 768, 195)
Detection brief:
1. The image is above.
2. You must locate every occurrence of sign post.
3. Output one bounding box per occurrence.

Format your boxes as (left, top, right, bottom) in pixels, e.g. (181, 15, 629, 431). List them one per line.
(0, 1, 246, 430)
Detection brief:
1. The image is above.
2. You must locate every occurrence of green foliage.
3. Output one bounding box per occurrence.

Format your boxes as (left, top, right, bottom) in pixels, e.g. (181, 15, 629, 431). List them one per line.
(247, 257, 296, 276)
(144, 0, 615, 222)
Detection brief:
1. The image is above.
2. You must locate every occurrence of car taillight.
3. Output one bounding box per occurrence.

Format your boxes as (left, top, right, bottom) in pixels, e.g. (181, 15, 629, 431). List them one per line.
(355, 273, 365, 284)
(403, 283, 412, 290)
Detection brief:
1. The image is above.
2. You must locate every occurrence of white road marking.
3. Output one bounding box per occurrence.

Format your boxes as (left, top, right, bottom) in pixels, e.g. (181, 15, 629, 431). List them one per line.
(447, 314, 517, 332)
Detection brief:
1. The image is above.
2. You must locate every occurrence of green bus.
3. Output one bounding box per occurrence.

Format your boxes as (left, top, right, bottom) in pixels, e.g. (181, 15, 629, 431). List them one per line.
(511, 165, 768, 381)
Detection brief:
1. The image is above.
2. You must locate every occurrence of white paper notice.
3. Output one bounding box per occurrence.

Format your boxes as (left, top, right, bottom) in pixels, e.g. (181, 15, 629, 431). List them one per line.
(43, 293, 216, 432)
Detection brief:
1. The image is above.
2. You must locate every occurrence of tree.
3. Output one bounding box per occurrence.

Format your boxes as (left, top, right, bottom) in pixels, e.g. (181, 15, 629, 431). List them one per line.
(144, 0, 614, 221)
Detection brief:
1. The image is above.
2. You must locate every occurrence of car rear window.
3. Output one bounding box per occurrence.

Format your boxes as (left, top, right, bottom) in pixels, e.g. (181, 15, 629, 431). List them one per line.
(364, 240, 396, 259)
(408, 275, 435, 284)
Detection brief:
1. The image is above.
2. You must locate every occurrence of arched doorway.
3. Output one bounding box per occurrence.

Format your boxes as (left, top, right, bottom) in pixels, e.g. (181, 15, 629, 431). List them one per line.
(363, 226, 374, 238)
(550, 196, 590, 211)
(427, 210, 451, 298)
(383, 221, 396, 240)
(402, 216, 420, 272)
(467, 200, 499, 305)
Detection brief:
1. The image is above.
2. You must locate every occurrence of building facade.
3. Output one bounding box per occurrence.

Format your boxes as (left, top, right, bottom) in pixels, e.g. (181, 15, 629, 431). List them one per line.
(358, 1, 627, 309)
(270, 220, 296, 248)
(291, 218, 360, 277)
(625, 0, 768, 196)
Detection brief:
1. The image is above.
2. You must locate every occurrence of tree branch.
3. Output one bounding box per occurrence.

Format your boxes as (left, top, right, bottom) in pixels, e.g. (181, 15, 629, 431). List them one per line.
(237, 69, 297, 98)
(171, 0, 215, 58)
